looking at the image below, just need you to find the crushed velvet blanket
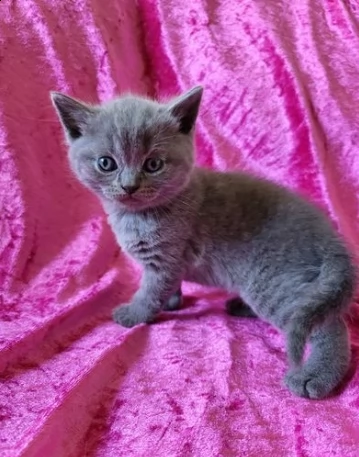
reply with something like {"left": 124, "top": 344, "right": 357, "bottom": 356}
{"left": 1, "top": 1, "right": 359, "bottom": 456}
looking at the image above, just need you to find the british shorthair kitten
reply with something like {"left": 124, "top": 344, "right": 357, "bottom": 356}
{"left": 51, "top": 87, "right": 355, "bottom": 399}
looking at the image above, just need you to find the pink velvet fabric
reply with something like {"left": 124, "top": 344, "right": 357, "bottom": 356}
{"left": 1, "top": 0, "right": 359, "bottom": 455}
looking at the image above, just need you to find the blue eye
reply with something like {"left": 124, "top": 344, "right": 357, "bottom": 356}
{"left": 97, "top": 156, "right": 117, "bottom": 172}
{"left": 143, "top": 158, "right": 164, "bottom": 173}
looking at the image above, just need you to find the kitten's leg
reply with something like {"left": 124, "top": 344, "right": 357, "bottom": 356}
{"left": 113, "top": 261, "right": 184, "bottom": 328}
{"left": 285, "top": 317, "right": 350, "bottom": 399}
{"left": 225, "top": 297, "right": 258, "bottom": 318}
{"left": 164, "top": 288, "right": 183, "bottom": 311}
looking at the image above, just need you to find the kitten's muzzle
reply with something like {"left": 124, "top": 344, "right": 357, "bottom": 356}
{"left": 121, "top": 184, "right": 140, "bottom": 195}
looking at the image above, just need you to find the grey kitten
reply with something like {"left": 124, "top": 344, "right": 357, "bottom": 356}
{"left": 51, "top": 87, "right": 356, "bottom": 399}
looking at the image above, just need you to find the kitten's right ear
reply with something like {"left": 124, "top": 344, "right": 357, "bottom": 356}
{"left": 50, "top": 92, "right": 96, "bottom": 143}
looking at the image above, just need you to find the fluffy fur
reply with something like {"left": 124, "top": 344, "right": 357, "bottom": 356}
{"left": 51, "top": 87, "right": 356, "bottom": 399}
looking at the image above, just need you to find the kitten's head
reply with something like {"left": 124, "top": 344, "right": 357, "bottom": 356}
{"left": 51, "top": 87, "right": 203, "bottom": 210}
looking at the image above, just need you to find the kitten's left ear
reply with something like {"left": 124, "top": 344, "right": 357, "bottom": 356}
{"left": 167, "top": 86, "right": 203, "bottom": 134}
{"left": 51, "top": 92, "right": 96, "bottom": 144}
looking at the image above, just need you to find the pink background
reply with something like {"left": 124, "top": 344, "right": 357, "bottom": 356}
{"left": 1, "top": 0, "right": 359, "bottom": 455}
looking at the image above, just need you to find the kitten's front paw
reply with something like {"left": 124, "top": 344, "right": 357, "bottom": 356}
{"left": 112, "top": 304, "right": 149, "bottom": 328}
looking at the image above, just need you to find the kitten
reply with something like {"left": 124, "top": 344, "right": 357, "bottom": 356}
{"left": 51, "top": 87, "right": 356, "bottom": 399}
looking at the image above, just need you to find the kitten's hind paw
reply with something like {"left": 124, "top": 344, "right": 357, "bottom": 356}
{"left": 284, "top": 368, "right": 335, "bottom": 399}
{"left": 225, "top": 297, "right": 257, "bottom": 318}
{"left": 164, "top": 289, "right": 183, "bottom": 311}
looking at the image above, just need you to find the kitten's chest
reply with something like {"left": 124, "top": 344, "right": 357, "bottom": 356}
{"left": 108, "top": 212, "right": 161, "bottom": 261}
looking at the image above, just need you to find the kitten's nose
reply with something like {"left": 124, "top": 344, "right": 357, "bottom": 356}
{"left": 121, "top": 184, "right": 140, "bottom": 195}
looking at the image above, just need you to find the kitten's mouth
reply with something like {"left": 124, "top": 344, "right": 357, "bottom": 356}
{"left": 118, "top": 194, "right": 134, "bottom": 201}
{"left": 118, "top": 194, "right": 148, "bottom": 204}
{"left": 116, "top": 193, "right": 157, "bottom": 208}
{"left": 117, "top": 194, "right": 137, "bottom": 204}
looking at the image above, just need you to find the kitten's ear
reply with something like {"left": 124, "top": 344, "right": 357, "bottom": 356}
{"left": 50, "top": 92, "right": 96, "bottom": 143}
{"left": 167, "top": 86, "right": 203, "bottom": 134}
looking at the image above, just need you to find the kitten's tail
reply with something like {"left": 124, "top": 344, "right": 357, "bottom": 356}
{"left": 286, "top": 253, "right": 355, "bottom": 366}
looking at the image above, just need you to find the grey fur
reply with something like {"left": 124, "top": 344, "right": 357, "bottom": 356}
{"left": 51, "top": 88, "right": 356, "bottom": 399}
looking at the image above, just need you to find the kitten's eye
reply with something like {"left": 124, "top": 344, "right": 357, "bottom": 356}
{"left": 97, "top": 156, "right": 117, "bottom": 172}
{"left": 143, "top": 158, "right": 164, "bottom": 173}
